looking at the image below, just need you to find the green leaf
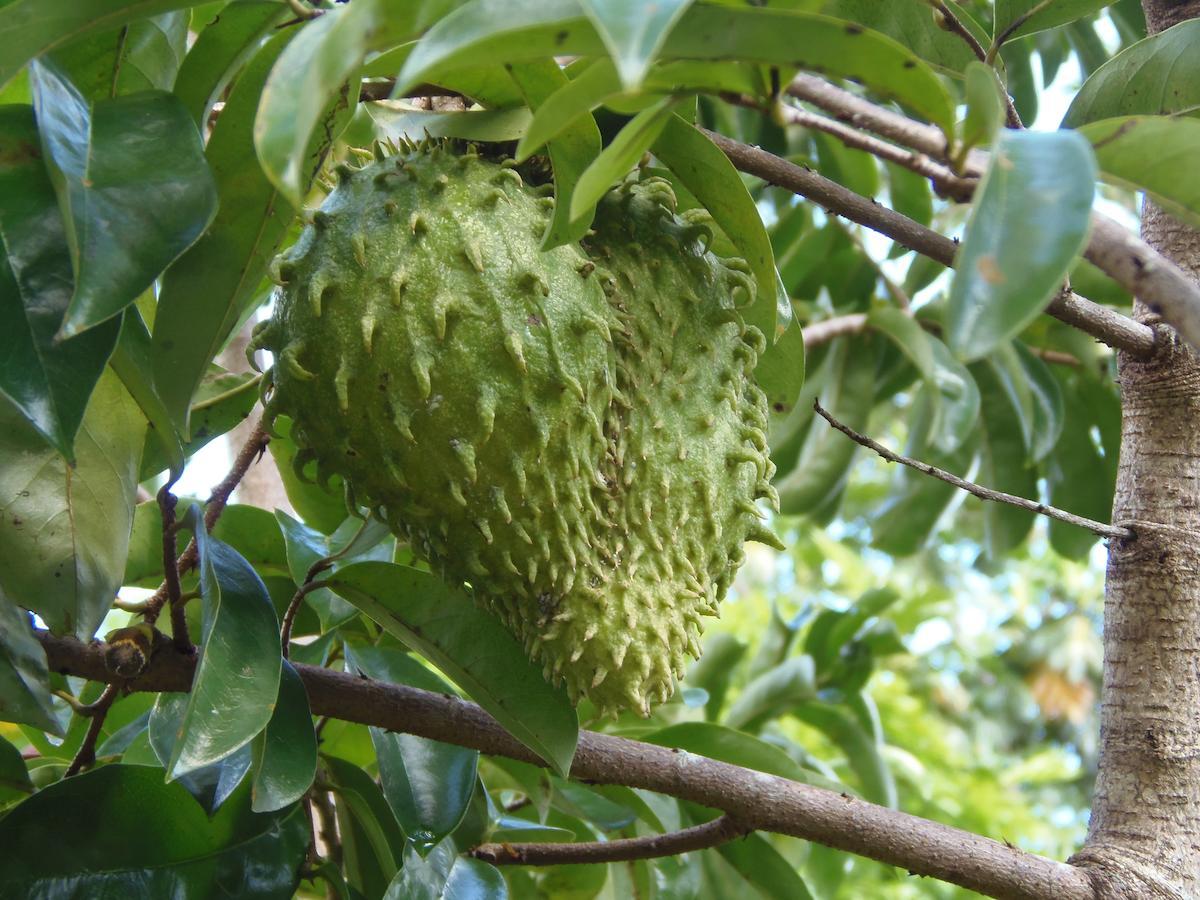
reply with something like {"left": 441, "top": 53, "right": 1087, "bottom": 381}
{"left": 0, "top": 0, "right": 204, "bottom": 89}
{"left": 325, "top": 754, "right": 407, "bottom": 895}
{"left": 366, "top": 105, "right": 531, "bottom": 142}
{"left": 685, "top": 633, "right": 747, "bottom": 721}
{"left": 385, "top": 839, "right": 507, "bottom": 900}
{"left": 961, "top": 61, "right": 1005, "bottom": 152}
{"left": 1063, "top": 20, "right": 1200, "bottom": 126}
{"left": 0, "top": 733, "right": 33, "bottom": 800}
{"left": 808, "top": 588, "right": 900, "bottom": 674}
{"left": 946, "top": 129, "right": 1095, "bottom": 362}
{"left": 794, "top": 700, "right": 896, "bottom": 807}
{"left": 1079, "top": 116, "right": 1200, "bottom": 231}
{"left": 0, "top": 605, "right": 61, "bottom": 734}
{"left": 972, "top": 359, "right": 1038, "bottom": 558}
{"left": 644, "top": 722, "right": 806, "bottom": 781}
{"left": 151, "top": 692, "right": 254, "bottom": 812}
{"left": 986, "top": 341, "right": 1063, "bottom": 463}
{"left": 251, "top": 660, "right": 317, "bottom": 813}
{"left": 723, "top": 656, "right": 817, "bottom": 732}
{"left": 154, "top": 28, "right": 355, "bottom": 434}
{"left": 30, "top": 60, "right": 218, "bottom": 337}
{"left": 326, "top": 561, "right": 579, "bottom": 777}
{"left": 138, "top": 367, "right": 259, "bottom": 481}
{"left": 718, "top": 831, "right": 816, "bottom": 900}
{"left": 927, "top": 336, "right": 980, "bottom": 455}
{"left": 112, "top": 305, "right": 185, "bottom": 478}
{"left": 579, "top": 0, "right": 695, "bottom": 89}
{"left": 0, "top": 765, "right": 309, "bottom": 898}
{"left": 345, "top": 643, "right": 479, "bottom": 847}
{"left": 993, "top": 0, "right": 1111, "bottom": 42}
{"left": 174, "top": 0, "right": 291, "bottom": 127}
{"left": 570, "top": 95, "right": 679, "bottom": 224}
{"left": 268, "top": 416, "right": 350, "bottom": 534}
{"left": 508, "top": 59, "right": 603, "bottom": 250}
{"left": 48, "top": 12, "right": 188, "bottom": 100}
{"left": 0, "top": 371, "right": 144, "bottom": 638}
{"left": 886, "top": 161, "right": 933, "bottom": 229}
{"left": 1046, "top": 371, "right": 1114, "bottom": 560}
{"left": 0, "top": 104, "right": 120, "bottom": 458}
{"left": 652, "top": 115, "right": 785, "bottom": 339}
{"left": 821, "top": 0, "right": 987, "bottom": 75}
{"left": 775, "top": 337, "right": 876, "bottom": 515}
{"left": 753, "top": 316, "right": 806, "bottom": 425}
{"left": 167, "top": 508, "right": 282, "bottom": 779}
{"left": 400, "top": 4, "right": 956, "bottom": 136}
{"left": 515, "top": 58, "right": 619, "bottom": 163}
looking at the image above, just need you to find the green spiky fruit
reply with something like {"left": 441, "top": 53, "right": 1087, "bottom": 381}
{"left": 253, "top": 142, "right": 779, "bottom": 716}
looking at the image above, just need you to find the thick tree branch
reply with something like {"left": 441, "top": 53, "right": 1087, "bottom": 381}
{"left": 783, "top": 74, "right": 1200, "bottom": 350}
{"left": 38, "top": 632, "right": 1093, "bottom": 900}
{"left": 704, "top": 128, "right": 1157, "bottom": 357}
{"left": 470, "top": 815, "right": 747, "bottom": 866}
{"left": 813, "top": 400, "right": 1135, "bottom": 541}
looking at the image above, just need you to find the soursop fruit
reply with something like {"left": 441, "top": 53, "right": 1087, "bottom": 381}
{"left": 252, "top": 141, "right": 780, "bottom": 716}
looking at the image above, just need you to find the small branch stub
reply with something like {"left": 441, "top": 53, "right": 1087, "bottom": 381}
{"left": 812, "top": 399, "right": 1134, "bottom": 541}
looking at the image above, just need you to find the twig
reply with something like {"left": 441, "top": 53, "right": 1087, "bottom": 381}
{"left": 1027, "top": 348, "right": 1082, "bottom": 367}
{"left": 702, "top": 128, "right": 1158, "bottom": 357}
{"left": 922, "top": 0, "right": 1022, "bottom": 128}
{"left": 156, "top": 486, "right": 190, "bottom": 650}
{"left": 470, "top": 815, "right": 748, "bottom": 866}
{"left": 284, "top": 0, "right": 322, "bottom": 19}
{"left": 309, "top": 782, "right": 343, "bottom": 868}
{"left": 38, "top": 632, "right": 1097, "bottom": 900}
{"left": 64, "top": 683, "right": 119, "bottom": 777}
{"left": 987, "top": 0, "right": 1054, "bottom": 63}
{"left": 281, "top": 578, "right": 331, "bottom": 658}
{"left": 143, "top": 422, "right": 271, "bottom": 624}
{"left": 802, "top": 314, "right": 869, "bottom": 348}
{"left": 812, "top": 399, "right": 1134, "bottom": 541}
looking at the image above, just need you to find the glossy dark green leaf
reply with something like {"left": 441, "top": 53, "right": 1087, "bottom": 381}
{"left": 1063, "top": 21, "right": 1200, "bottom": 126}
{"left": 112, "top": 305, "right": 185, "bottom": 477}
{"left": 345, "top": 643, "right": 478, "bottom": 847}
{"left": 138, "top": 367, "right": 259, "bottom": 480}
{"left": 515, "top": 58, "right": 620, "bottom": 163}
{"left": 151, "top": 691, "right": 254, "bottom": 813}
{"left": 276, "top": 510, "right": 394, "bottom": 630}
{"left": 400, "top": 3, "right": 956, "bottom": 135}
{"left": 0, "top": 733, "right": 32, "bottom": 802}
{"left": 167, "top": 509, "right": 282, "bottom": 779}
{"left": 946, "top": 129, "right": 1095, "bottom": 361}
{"left": 794, "top": 700, "right": 896, "bottom": 807}
{"left": 645, "top": 722, "right": 806, "bottom": 781}
{"left": 1079, "top": 116, "right": 1200, "bottom": 231}
{"left": 653, "top": 114, "right": 786, "bottom": 339}
{"left": 0, "top": 0, "right": 203, "bottom": 88}
{"left": 718, "top": 831, "right": 816, "bottom": 900}
{"left": 821, "top": 0, "right": 986, "bottom": 75}
{"left": 175, "top": 0, "right": 291, "bottom": 126}
{"left": 0, "top": 765, "right": 308, "bottom": 898}
{"left": 326, "top": 561, "right": 579, "bottom": 777}
{"left": 993, "top": 0, "right": 1110, "bottom": 42}
{"left": 775, "top": 337, "right": 876, "bottom": 515}
{"left": 580, "top": 0, "right": 694, "bottom": 88}
{"left": 385, "top": 839, "right": 508, "bottom": 900}
{"left": 0, "top": 604, "right": 61, "bottom": 734}
{"left": 0, "top": 105, "right": 120, "bottom": 458}
{"left": 154, "top": 29, "right": 355, "bottom": 434}
{"left": 326, "top": 754, "right": 407, "bottom": 895}
{"left": 0, "top": 372, "right": 144, "bottom": 638}
{"left": 570, "top": 95, "right": 679, "bottom": 224}
{"left": 508, "top": 59, "right": 603, "bottom": 250}
{"left": 48, "top": 12, "right": 188, "bottom": 100}
{"left": 723, "top": 656, "right": 816, "bottom": 732}
{"left": 552, "top": 780, "right": 636, "bottom": 831}
{"left": 251, "top": 660, "right": 317, "bottom": 813}
{"left": 30, "top": 60, "right": 217, "bottom": 336}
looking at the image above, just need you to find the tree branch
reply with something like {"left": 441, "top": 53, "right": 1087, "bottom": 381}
{"left": 783, "top": 74, "right": 1200, "bottom": 350}
{"left": 38, "top": 632, "right": 1095, "bottom": 900}
{"left": 813, "top": 399, "right": 1134, "bottom": 541}
{"left": 703, "top": 128, "right": 1157, "bottom": 357}
{"left": 64, "top": 683, "right": 119, "bottom": 777}
{"left": 923, "top": 0, "right": 1023, "bottom": 128}
{"left": 469, "top": 815, "right": 748, "bottom": 866}
{"left": 802, "top": 314, "right": 869, "bottom": 348}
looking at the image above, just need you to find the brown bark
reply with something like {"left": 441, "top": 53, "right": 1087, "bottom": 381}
{"left": 1074, "top": 5, "right": 1200, "bottom": 894}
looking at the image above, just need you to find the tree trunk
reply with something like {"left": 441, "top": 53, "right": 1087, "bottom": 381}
{"left": 1073, "top": 4, "right": 1200, "bottom": 894}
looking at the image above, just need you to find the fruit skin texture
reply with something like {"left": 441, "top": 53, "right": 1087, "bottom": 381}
{"left": 253, "top": 143, "right": 779, "bottom": 716}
